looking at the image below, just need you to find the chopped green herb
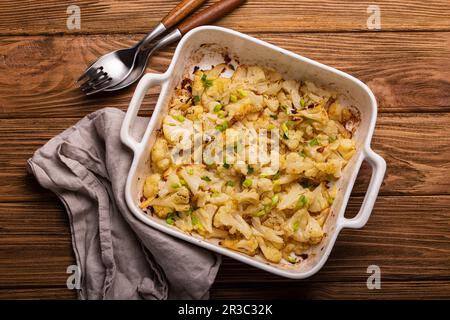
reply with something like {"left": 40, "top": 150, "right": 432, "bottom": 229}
{"left": 271, "top": 194, "right": 279, "bottom": 206}
{"left": 191, "top": 214, "right": 203, "bottom": 230}
{"left": 201, "top": 176, "right": 211, "bottom": 182}
{"left": 237, "top": 89, "right": 248, "bottom": 97}
{"left": 247, "top": 166, "right": 254, "bottom": 175}
{"left": 213, "top": 104, "right": 222, "bottom": 113}
{"left": 286, "top": 120, "right": 295, "bottom": 128}
{"left": 215, "top": 121, "right": 229, "bottom": 132}
{"left": 175, "top": 115, "right": 185, "bottom": 122}
{"left": 296, "top": 195, "right": 308, "bottom": 209}
{"left": 299, "top": 97, "right": 305, "bottom": 108}
{"left": 329, "top": 135, "right": 337, "bottom": 143}
{"left": 201, "top": 74, "right": 213, "bottom": 87}
{"left": 193, "top": 95, "right": 201, "bottom": 103}
{"left": 270, "top": 114, "right": 278, "bottom": 120}
{"left": 223, "top": 163, "right": 231, "bottom": 169}
{"left": 180, "top": 179, "right": 187, "bottom": 187}
{"left": 187, "top": 168, "right": 194, "bottom": 175}
{"left": 254, "top": 210, "right": 266, "bottom": 217}
{"left": 218, "top": 110, "right": 225, "bottom": 118}
{"left": 272, "top": 171, "right": 281, "bottom": 180}
{"left": 287, "top": 256, "right": 297, "bottom": 264}
{"left": 242, "top": 179, "right": 253, "bottom": 188}
{"left": 281, "top": 122, "right": 289, "bottom": 139}
{"left": 230, "top": 94, "right": 238, "bottom": 103}
{"left": 166, "top": 212, "right": 176, "bottom": 225}
{"left": 225, "top": 181, "right": 235, "bottom": 187}
{"left": 309, "top": 138, "right": 319, "bottom": 146}
{"left": 299, "top": 151, "right": 307, "bottom": 158}
{"left": 170, "top": 183, "right": 180, "bottom": 189}
{"left": 267, "top": 124, "right": 276, "bottom": 130}
{"left": 327, "top": 196, "right": 335, "bottom": 205}
{"left": 293, "top": 221, "right": 300, "bottom": 232}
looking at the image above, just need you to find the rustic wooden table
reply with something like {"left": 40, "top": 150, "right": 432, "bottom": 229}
{"left": 0, "top": 0, "right": 449, "bottom": 299}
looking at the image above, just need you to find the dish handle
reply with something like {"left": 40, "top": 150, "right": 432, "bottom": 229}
{"left": 338, "top": 147, "right": 386, "bottom": 229}
{"left": 120, "top": 73, "right": 167, "bottom": 153}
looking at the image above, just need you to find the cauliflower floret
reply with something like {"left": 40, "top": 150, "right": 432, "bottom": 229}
{"left": 143, "top": 173, "right": 160, "bottom": 200}
{"left": 221, "top": 237, "right": 258, "bottom": 256}
{"left": 338, "top": 138, "right": 356, "bottom": 160}
{"left": 282, "top": 129, "right": 303, "bottom": 150}
{"left": 158, "top": 170, "right": 181, "bottom": 197}
{"left": 214, "top": 204, "right": 253, "bottom": 239}
{"left": 285, "top": 153, "right": 319, "bottom": 178}
{"left": 208, "top": 192, "right": 230, "bottom": 205}
{"left": 308, "top": 183, "right": 330, "bottom": 213}
{"left": 282, "top": 80, "right": 301, "bottom": 109}
{"left": 256, "top": 178, "right": 273, "bottom": 193}
{"left": 179, "top": 166, "right": 204, "bottom": 195}
{"left": 294, "top": 105, "right": 329, "bottom": 123}
{"left": 277, "top": 183, "right": 304, "bottom": 210}
{"left": 252, "top": 217, "right": 284, "bottom": 244}
{"left": 151, "top": 137, "right": 171, "bottom": 171}
{"left": 152, "top": 205, "right": 172, "bottom": 219}
{"left": 150, "top": 187, "right": 190, "bottom": 212}
{"left": 234, "top": 189, "right": 260, "bottom": 204}
{"left": 264, "top": 96, "right": 279, "bottom": 112}
{"left": 192, "top": 204, "right": 218, "bottom": 235}
{"left": 255, "top": 236, "right": 282, "bottom": 263}
{"left": 162, "top": 115, "right": 194, "bottom": 150}
{"left": 284, "top": 209, "right": 324, "bottom": 244}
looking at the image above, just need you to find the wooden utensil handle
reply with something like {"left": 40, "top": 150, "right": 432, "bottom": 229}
{"left": 178, "top": 0, "right": 246, "bottom": 35}
{"left": 162, "top": 0, "right": 207, "bottom": 30}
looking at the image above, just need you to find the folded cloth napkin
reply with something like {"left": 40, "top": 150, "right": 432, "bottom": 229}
{"left": 27, "top": 107, "right": 221, "bottom": 300}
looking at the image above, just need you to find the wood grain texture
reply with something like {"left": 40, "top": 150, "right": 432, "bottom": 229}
{"left": 1, "top": 0, "right": 449, "bottom": 301}
{"left": 1, "top": 0, "right": 450, "bottom": 35}
{"left": 0, "top": 113, "right": 449, "bottom": 202}
{"left": 1, "top": 32, "right": 449, "bottom": 119}
{"left": 162, "top": 0, "right": 208, "bottom": 30}
{"left": 0, "top": 281, "right": 449, "bottom": 299}
{"left": 210, "top": 281, "right": 450, "bottom": 299}
{"left": 1, "top": 281, "right": 449, "bottom": 299}
{"left": 1, "top": 196, "right": 449, "bottom": 289}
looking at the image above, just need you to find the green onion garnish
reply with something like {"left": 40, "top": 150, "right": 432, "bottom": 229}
{"left": 242, "top": 179, "right": 252, "bottom": 188}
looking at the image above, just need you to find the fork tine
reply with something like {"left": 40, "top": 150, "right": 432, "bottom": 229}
{"left": 77, "top": 64, "right": 102, "bottom": 83}
{"left": 82, "top": 74, "right": 113, "bottom": 95}
{"left": 79, "top": 69, "right": 109, "bottom": 91}
{"left": 79, "top": 72, "right": 107, "bottom": 91}
{"left": 84, "top": 80, "right": 113, "bottom": 95}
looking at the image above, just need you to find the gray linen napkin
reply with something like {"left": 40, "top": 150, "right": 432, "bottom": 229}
{"left": 27, "top": 107, "right": 221, "bottom": 300}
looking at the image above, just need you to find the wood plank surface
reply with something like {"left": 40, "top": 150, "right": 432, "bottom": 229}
{"left": 1, "top": 0, "right": 450, "bottom": 36}
{"left": 210, "top": 281, "right": 450, "bottom": 299}
{"left": 1, "top": 280, "right": 449, "bottom": 300}
{"left": 1, "top": 196, "right": 449, "bottom": 289}
{"left": 1, "top": 32, "right": 450, "bottom": 119}
{"left": 0, "top": 113, "right": 449, "bottom": 202}
{"left": 1, "top": 0, "right": 449, "bottom": 301}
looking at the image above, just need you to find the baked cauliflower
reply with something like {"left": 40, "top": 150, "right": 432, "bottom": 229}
{"left": 140, "top": 62, "right": 358, "bottom": 265}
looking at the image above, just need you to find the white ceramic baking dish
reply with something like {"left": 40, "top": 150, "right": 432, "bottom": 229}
{"left": 121, "top": 26, "right": 386, "bottom": 279}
